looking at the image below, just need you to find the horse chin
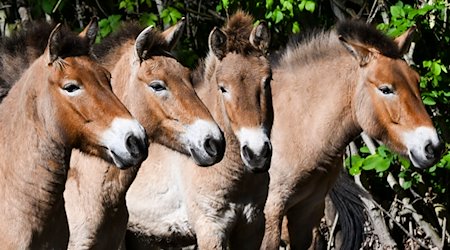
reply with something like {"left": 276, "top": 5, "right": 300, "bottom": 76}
{"left": 107, "top": 149, "right": 141, "bottom": 170}
{"left": 188, "top": 147, "right": 220, "bottom": 167}
{"left": 242, "top": 157, "right": 271, "bottom": 174}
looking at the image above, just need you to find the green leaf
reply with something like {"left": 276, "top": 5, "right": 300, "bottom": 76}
{"left": 423, "top": 96, "right": 436, "bottom": 106}
{"left": 292, "top": 21, "right": 300, "bottom": 33}
{"left": 428, "top": 165, "right": 437, "bottom": 173}
{"left": 119, "top": 1, "right": 127, "bottom": 9}
{"left": 139, "top": 13, "right": 158, "bottom": 27}
{"left": 399, "top": 156, "right": 411, "bottom": 169}
{"left": 432, "top": 62, "right": 442, "bottom": 75}
{"left": 401, "top": 180, "right": 412, "bottom": 189}
{"left": 374, "top": 159, "right": 391, "bottom": 172}
{"left": 423, "top": 60, "right": 432, "bottom": 68}
{"left": 305, "top": 1, "right": 316, "bottom": 13}
{"left": 362, "top": 154, "right": 385, "bottom": 170}
{"left": 283, "top": 1, "right": 294, "bottom": 16}
{"left": 266, "top": 0, "right": 274, "bottom": 9}
{"left": 222, "top": 0, "right": 229, "bottom": 10}
{"left": 298, "top": 1, "right": 306, "bottom": 11}
{"left": 377, "top": 145, "right": 389, "bottom": 158}
{"left": 163, "top": 16, "right": 171, "bottom": 25}
{"left": 360, "top": 146, "right": 370, "bottom": 154}
{"left": 390, "top": 6, "right": 402, "bottom": 18}
{"left": 349, "top": 166, "right": 361, "bottom": 176}
{"left": 169, "top": 8, "right": 182, "bottom": 23}
{"left": 274, "top": 9, "right": 283, "bottom": 23}
{"left": 345, "top": 155, "right": 363, "bottom": 169}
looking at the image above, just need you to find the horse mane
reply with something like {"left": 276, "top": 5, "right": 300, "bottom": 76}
{"left": 0, "top": 21, "right": 54, "bottom": 102}
{"left": 336, "top": 20, "right": 401, "bottom": 58}
{"left": 0, "top": 21, "right": 54, "bottom": 59}
{"left": 0, "top": 21, "right": 95, "bottom": 103}
{"left": 274, "top": 20, "right": 401, "bottom": 68}
{"left": 192, "top": 11, "right": 260, "bottom": 89}
{"left": 93, "top": 22, "right": 171, "bottom": 60}
{"left": 222, "top": 10, "right": 261, "bottom": 56}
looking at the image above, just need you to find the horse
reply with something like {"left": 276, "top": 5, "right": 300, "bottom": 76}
{"left": 0, "top": 19, "right": 148, "bottom": 249}
{"left": 261, "top": 20, "right": 443, "bottom": 249}
{"left": 63, "top": 19, "right": 226, "bottom": 249}
{"left": 124, "top": 11, "right": 273, "bottom": 249}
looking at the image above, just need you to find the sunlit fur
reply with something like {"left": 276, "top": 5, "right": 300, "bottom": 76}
{"left": 125, "top": 11, "right": 273, "bottom": 249}
{"left": 262, "top": 20, "right": 442, "bottom": 249}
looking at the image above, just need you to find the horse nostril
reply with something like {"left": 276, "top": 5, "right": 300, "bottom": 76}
{"left": 126, "top": 134, "right": 142, "bottom": 157}
{"left": 243, "top": 145, "right": 255, "bottom": 162}
{"left": 424, "top": 141, "right": 444, "bottom": 160}
{"left": 425, "top": 143, "right": 434, "bottom": 158}
{"left": 204, "top": 138, "right": 218, "bottom": 157}
{"left": 261, "top": 141, "right": 271, "bottom": 158}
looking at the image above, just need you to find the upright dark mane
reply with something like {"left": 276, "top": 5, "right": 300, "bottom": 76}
{"left": 274, "top": 20, "right": 401, "bottom": 68}
{"left": 49, "top": 26, "right": 93, "bottom": 59}
{"left": 192, "top": 11, "right": 262, "bottom": 89}
{"left": 336, "top": 20, "right": 401, "bottom": 58}
{"left": 222, "top": 11, "right": 258, "bottom": 56}
{"left": 93, "top": 22, "right": 171, "bottom": 60}
{"left": 0, "top": 21, "right": 54, "bottom": 59}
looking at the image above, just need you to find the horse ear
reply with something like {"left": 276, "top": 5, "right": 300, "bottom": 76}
{"left": 394, "top": 26, "right": 416, "bottom": 55}
{"left": 162, "top": 17, "right": 185, "bottom": 51}
{"left": 78, "top": 16, "right": 99, "bottom": 46}
{"left": 135, "top": 26, "right": 155, "bottom": 62}
{"left": 208, "top": 27, "right": 227, "bottom": 60}
{"left": 339, "top": 35, "right": 379, "bottom": 67}
{"left": 46, "top": 23, "right": 63, "bottom": 65}
{"left": 250, "top": 21, "right": 270, "bottom": 53}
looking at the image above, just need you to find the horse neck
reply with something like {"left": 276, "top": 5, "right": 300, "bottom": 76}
{"left": 0, "top": 58, "right": 69, "bottom": 231}
{"left": 70, "top": 151, "right": 138, "bottom": 206}
{"left": 273, "top": 53, "right": 362, "bottom": 165}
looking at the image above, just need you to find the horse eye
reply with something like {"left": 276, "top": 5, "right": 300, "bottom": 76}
{"left": 378, "top": 85, "right": 394, "bottom": 95}
{"left": 62, "top": 83, "right": 81, "bottom": 93}
{"left": 148, "top": 81, "right": 167, "bottom": 92}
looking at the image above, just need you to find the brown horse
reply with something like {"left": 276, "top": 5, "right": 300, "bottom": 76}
{"left": 63, "top": 19, "right": 226, "bottom": 249}
{"left": 0, "top": 20, "right": 148, "bottom": 249}
{"left": 262, "top": 20, "right": 443, "bottom": 249}
{"left": 125, "top": 11, "right": 272, "bottom": 249}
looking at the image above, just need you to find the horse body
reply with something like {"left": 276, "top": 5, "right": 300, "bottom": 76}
{"left": 64, "top": 20, "right": 226, "bottom": 249}
{"left": 262, "top": 21, "right": 442, "bottom": 249}
{"left": 0, "top": 21, "right": 148, "bottom": 249}
{"left": 125, "top": 11, "right": 273, "bottom": 249}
